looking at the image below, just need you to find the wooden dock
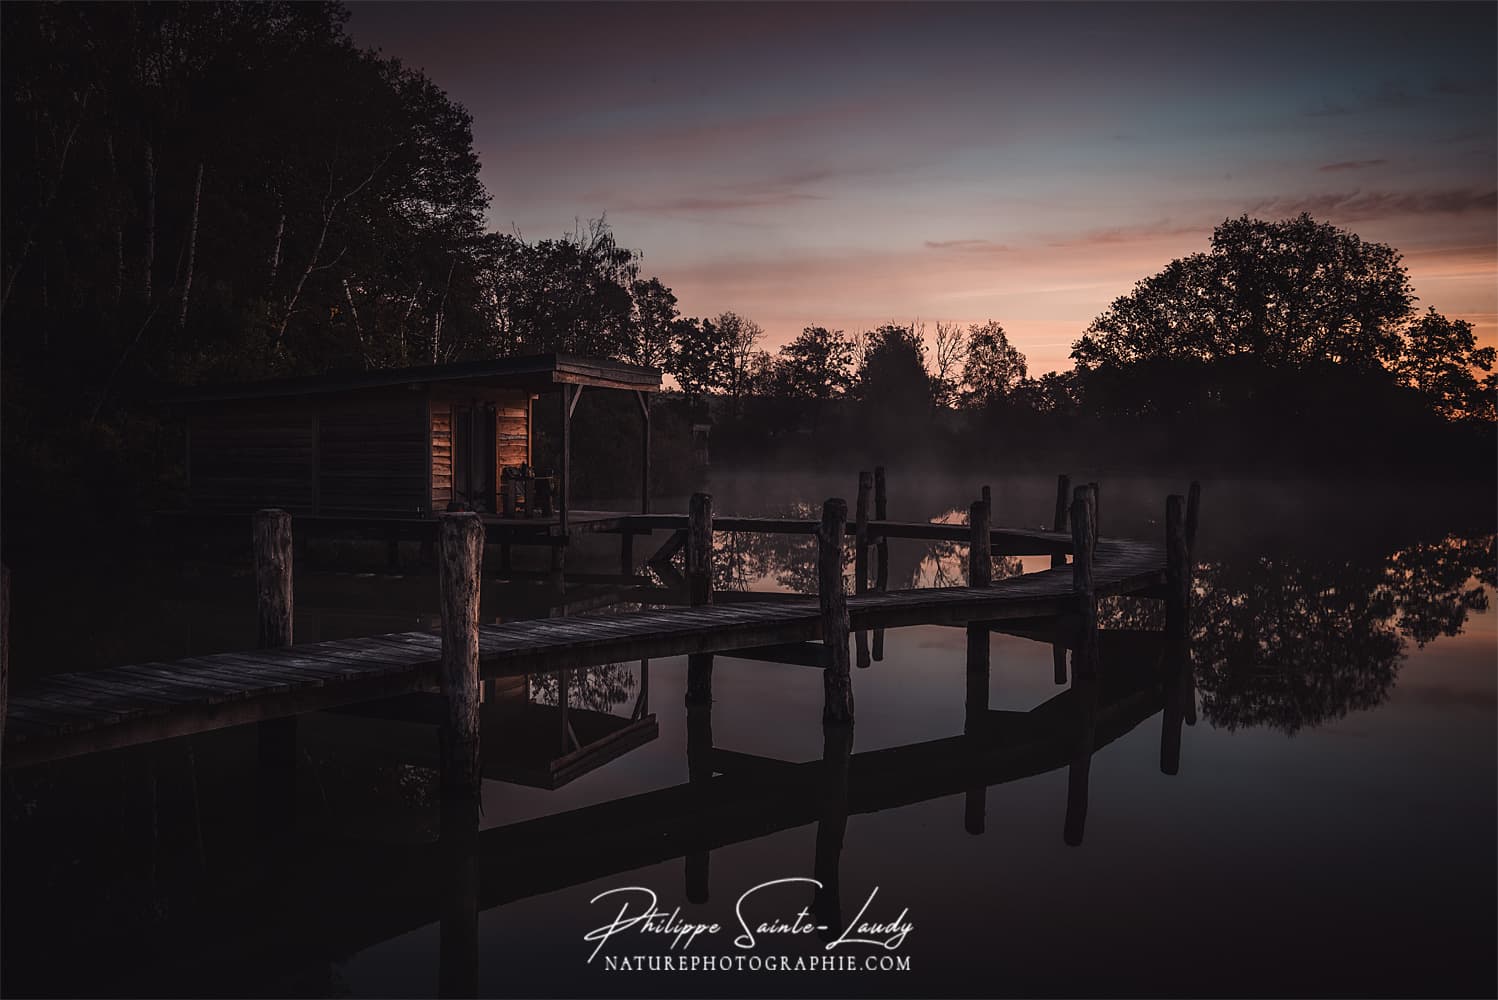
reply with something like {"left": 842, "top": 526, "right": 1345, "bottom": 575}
{"left": 2, "top": 534, "right": 1162, "bottom": 767}
{"left": 3, "top": 475, "right": 1201, "bottom": 779}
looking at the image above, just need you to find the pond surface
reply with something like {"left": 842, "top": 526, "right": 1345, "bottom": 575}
{"left": 2, "top": 473, "right": 1494, "bottom": 997}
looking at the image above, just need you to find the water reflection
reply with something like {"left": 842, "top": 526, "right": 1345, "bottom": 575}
{"left": 701, "top": 513, "right": 1493, "bottom": 736}
{"left": 1099, "top": 533, "right": 1494, "bottom": 733}
{"left": 2, "top": 510, "right": 1493, "bottom": 995}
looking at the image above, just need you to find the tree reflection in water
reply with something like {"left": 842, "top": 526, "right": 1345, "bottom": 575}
{"left": 1102, "top": 533, "right": 1494, "bottom": 734}
{"left": 526, "top": 663, "right": 637, "bottom": 713}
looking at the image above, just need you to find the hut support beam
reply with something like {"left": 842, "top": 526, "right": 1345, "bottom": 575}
{"left": 636, "top": 390, "right": 651, "bottom": 515}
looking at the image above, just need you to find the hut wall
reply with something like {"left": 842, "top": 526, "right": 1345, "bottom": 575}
{"left": 187, "top": 402, "right": 316, "bottom": 512}
{"left": 316, "top": 390, "right": 430, "bottom": 516}
{"left": 496, "top": 394, "right": 531, "bottom": 471}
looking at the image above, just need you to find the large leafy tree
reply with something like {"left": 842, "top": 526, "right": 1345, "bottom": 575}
{"left": 487, "top": 218, "right": 641, "bottom": 359}
{"left": 857, "top": 323, "right": 931, "bottom": 415}
{"left": 1072, "top": 214, "right": 1414, "bottom": 372}
{"left": 629, "top": 276, "right": 678, "bottom": 372}
{"left": 716, "top": 310, "right": 764, "bottom": 416}
{"left": 670, "top": 315, "right": 729, "bottom": 409}
{"left": 1395, "top": 308, "right": 1496, "bottom": 421}
{"left": 960, "top": 320, "right": 1027, "bottom": 407}
{"left": 775, "top": 326, "right": 855, "bottom": 400}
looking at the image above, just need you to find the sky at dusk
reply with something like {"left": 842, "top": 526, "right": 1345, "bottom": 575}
{"left": 347, "top": 2, "right": 1497, "bottom": 373}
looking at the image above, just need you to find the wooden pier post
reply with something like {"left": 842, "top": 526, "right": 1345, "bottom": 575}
{"left": 1165, "top": 494, "right": 1189, "bottom": 639}
{"left": 854, "top": 472, "right": 873, "bottom": 669}
{"left": 818, "top": 499, "right": 854, "bottom": 724}
{"left": 1070, "top": 487, "right": 1098, "bottom": 679}
{"left": 874, "top": 466, "right": 889, "bottom": 593}
{"left": 872, "top": 468, "right": 890, "bottom": 663}
{"left": 1088, "top": 481, "right": 1100, "bottom": 538}
{"left": 619, "top": 528, "right": 635, "bottom": 577}
{"left": 968, "top": 499, "right": 992, "bottom": 588}
{"left": 253, "top": 510, "right": 296, "bottom": 774}
{"left": 964, "top": 498, "right": 991, "bottom": 832}
{"left": 981, "top": 484, "right": 992, "bottom": 521}
{"left": 438, "top": 513, "right": 484, "bottom": 805}
{"left": 1051, "top": 473, "right": 1071, "bottom": 569}
{"left": 855, "top": 471, "right": 872, "bottom": 595}
{"left": 254, "top": 510, "right": 294, "bottom": 648}
{"left": 685, "top": 492, "right": 713, "bottom": 607}
{"left": 685, "top": 493, "right": 714, "bottom": 706}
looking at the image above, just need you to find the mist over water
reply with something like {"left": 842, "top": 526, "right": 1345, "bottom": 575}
{"left": 2, "top": 468, "right": 1493, "bottom": 997}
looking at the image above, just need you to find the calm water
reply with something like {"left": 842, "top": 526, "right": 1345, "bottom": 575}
{"left": 3, "top": 474, "right": 1494, "bottom": 997}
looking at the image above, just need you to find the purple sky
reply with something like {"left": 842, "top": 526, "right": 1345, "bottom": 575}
{"left": 348, "top": 2, "right": 1497, "bottom": 373}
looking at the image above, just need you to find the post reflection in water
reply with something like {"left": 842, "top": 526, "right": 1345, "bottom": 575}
{"left": 684, "top": 655, "right": 714, "bottom": 906}
{"left": 437, "top": 800, "right": 478, "bottom": 999}
{"left": 811, "top": 721, "right": 853, "bottom": 941}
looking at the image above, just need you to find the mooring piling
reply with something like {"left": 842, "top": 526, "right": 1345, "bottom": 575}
{"left": 1052, "top": 473, "right": 1072, "bottom": 569}
{"left": 968, "top": 498, "right": 992, "bottom": 588}
{"left": 855, "top": 471, "right": 872, "bottom": 595}
{"left": 1070, "top": 486, "right": 1099, "bottom": 679}
{"left": 253, "top": 510, "right": 296, "bottom": 775}
{"left": 855, "top": 472, "right": 874, "bottom": 669}
{"left": 686, "top": 492, "right": 714, "bottom": 607}
{"left": 1165, "top": 494, "right": 1189, "bottom": 639}
{"left": 874, "top": 466, "right": 889, "bottom": 592}
{"left": 1185, "top": 480, "right": 1202, "bottom": 557}
{"left": 872, "top": 466, "right": 888, "bottom": 662}
{"left": 818, "top": 499, "right": 854, "bottom": 723}
{"left": 438, "top": 512, "right": 484, "bottom": 805}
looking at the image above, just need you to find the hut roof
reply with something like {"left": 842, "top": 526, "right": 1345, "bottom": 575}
{"left": 167, "top": 353, "right": 660, "bottom": 404}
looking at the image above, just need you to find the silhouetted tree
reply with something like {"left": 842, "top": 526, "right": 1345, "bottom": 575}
{"left": 488, "top": 218, "right": 640, "bottom": 358}
{"left": 931, "top": 320, "right": 969, "bottom": 409}
{"left": 775, "top": 326, "right": 855, "bottom": 400}
{"left": 628, "top": 275, "right": 678, "bottom": 372}
{"left": 717, "top": 311, "right": 764, "bottom": 417}
{"left": 1395, "top": 308, "right": 1496, "bottom": 421}
{"left": 1073, "top": 214, "right": 1414, "bottom": 372}
{"left": 857, "top": 323, "right": 930, "bottom": 405}
{"left": 960, "top": 319, "right": 1027, "bottom": 407}
{"left": 670, "top": 315, "right": 729, "bottom": 411}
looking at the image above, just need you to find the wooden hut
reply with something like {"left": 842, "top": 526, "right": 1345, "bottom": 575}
{"left": 170, "top": 354, "right": 661, "bottom": 531}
